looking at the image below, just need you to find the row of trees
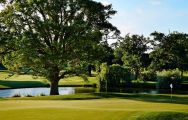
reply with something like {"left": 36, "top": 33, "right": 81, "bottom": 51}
{"left": 0, "top": 0, "right": 187, "bottom": 95}
{"left": 97, "top": 32, "right": 188, "bottom": 91}
{"left": 112, "top": 32, "right": 188, "bottom": 80}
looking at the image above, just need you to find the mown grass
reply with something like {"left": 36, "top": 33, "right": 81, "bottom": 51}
{"left": 8, "top": 93, "right": 188, "bottom": 105}
{"left": 0, "top": 93, "right": 188, "bottom": 120}
{"left": 0, "top": 71, "right": 98, "bottom": 89}
{"left": 135, "top": 111, "right": 188, "bottom": 120}
{"left": 9, "top": 93, "right": 102, "bottom": 100}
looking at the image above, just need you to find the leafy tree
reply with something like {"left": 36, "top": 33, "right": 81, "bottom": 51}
{"left": 100, "top": 41, "right": 115, "bottom": 65}
{"left": 0, "top": 0, "right": 119, "bottom": 95}
{"left": 98, "top": 63, "right": 131, "bottom": 92}
{"left": 113, "top": 48, "right": 124, "bottom": 65}
{"left": 150, "top": 31, "right": 188, "bottom": 77}
{"left": 117, "top": 34, "right": 149, "bottom": 80}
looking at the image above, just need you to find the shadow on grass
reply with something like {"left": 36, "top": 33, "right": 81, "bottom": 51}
{"left": 0, "top": 80, "right": 49, "bottom": 89}
{"left": 9, "top": 92, "right": 188, "bottom": 105}
{"left": 93, "top": 92, "right": 188, "bottom": 105}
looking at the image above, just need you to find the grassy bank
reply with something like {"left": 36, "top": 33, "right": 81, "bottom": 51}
{"left": 0, "top": 93, "right": 188, "bottom": 120}
{"left": 0, "top": 71, "right": 98, "bottom": 89}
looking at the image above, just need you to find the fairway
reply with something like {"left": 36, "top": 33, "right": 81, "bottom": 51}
{"left": 0, "top": 98, "right": 188, "bottom": 120}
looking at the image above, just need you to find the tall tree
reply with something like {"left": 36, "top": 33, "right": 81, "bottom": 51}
{"left": 0, "top": 0, "right": 119, "bottom": 95}
{"left": 118, "top": 34, "right": 149, "bottom": 79}
{"left": 150, "top": 31, "right": 188, "bottom": 77}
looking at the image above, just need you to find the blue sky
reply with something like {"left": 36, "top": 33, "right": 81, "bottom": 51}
{"left": 95, "top": 0, "right": 188, "bottom": 41}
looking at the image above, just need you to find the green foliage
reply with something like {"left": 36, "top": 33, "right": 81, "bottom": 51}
{"left": 140, "top": 71, "right": 157, "bottom": 82}
{"left": 12, "top": 94, "right": 21, "bottom": 97}
{"left": 108, "top": 64, "right": 132, "bottom": 85}
{"left": 98, "top": 63, "right": 132, "bottom": 91}
{"left": 0, "top": 0, "right": 119, "bottom": 95}
{"left": 75, "top": 87, "right": 96, "bottom": 93}
{"left": 150, "top": 31, "right": 188, "bottom": 71}
{"left": 25, "top": 94, "right": 33, "bottom": 97}
{"left": 117, "top": 34, "right": 149, "bottom": 80}
{"left": 157, "top": 69, "right": 182, "bottom": 89}
{"left": 98, "top": 63, "right": 108, "bottom": 90}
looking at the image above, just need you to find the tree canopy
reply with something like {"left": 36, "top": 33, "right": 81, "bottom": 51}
{"left": 0, "top": 0, "right": 119, "bottom": 95}
{"left": 150, "top": 31, "right": 188, "bottom": 75}
{"left": 116, "top": 34, "right": 149, "bottom": 79}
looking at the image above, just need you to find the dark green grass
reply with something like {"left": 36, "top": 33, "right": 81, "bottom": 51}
{"left": 93, "top": 93, "right": 188, "bottom": 104}
{"left": 8, "top": 93, "right": 188, "bottom": 105}
{"left": 9, "top": 93, "right": 102, "bottom": 100}
{"left": 0, "top": 80, "right": 49, "bottom": 89}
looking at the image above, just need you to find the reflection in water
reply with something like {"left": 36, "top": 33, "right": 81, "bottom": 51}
{"left": 0, "top": 87, "right": 75, "bottom": 98}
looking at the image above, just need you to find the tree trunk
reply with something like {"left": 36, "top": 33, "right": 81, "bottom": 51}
{"left": 180, "top": 70, "right": 183, "bottom": 79}
{"left": 50, "top": 80, "right": 59, "bottom": 95}
{"left": 88, "top": 64, "right": 92, "bottom": 77}
{"left": 135, "top": 69, "right": 139, "bottom": 80}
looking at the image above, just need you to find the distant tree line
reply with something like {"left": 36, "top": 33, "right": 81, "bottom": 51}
{"left": 98, "top": 32, "right": 188, "bottom": 91}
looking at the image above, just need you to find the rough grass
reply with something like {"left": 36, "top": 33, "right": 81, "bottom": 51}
{"left": 1, "top": 93, "right": 188, "bottom": 120}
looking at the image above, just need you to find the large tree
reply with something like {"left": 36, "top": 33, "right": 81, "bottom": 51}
{"left": 150, "top": 31, "right": 188, "bottom": 77}
{"left": 117, "top": 34, "right": 149, "bottom": 79}
{"left": 0, "top": 0, "right": 119, "bottom": 95}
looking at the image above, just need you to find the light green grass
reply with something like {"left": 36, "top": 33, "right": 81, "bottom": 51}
{"left": 1, "top": 93, "right": 188, "bottom": 120}
{"left": 0, "top": 71, "right": 98, "bottom": 88}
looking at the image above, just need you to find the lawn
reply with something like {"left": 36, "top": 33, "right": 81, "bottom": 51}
{"left": 0, "top": 93, "right": 188, "bottom": 120}
{"left": 0, "top": 71, "right": 98, "bottom": 89}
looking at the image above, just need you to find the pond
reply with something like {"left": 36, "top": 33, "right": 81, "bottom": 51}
{"left": 0, "top": 87, "right": 75, "bottom": 98}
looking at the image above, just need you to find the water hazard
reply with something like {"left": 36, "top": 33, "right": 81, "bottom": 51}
{"left": 0, "top": 87, "right": 75, "bottom": 98}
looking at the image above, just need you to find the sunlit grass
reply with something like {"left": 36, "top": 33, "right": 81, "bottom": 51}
{"left": 0, "top": 71, "right": 98, "bottom": 89}
{"left": 0, "top": 93, "right": 188, "bottom": 120}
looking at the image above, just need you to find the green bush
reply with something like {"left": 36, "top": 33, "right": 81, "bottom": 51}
{"left": 157, "top": 69, "right": 181, "bottom": 89}
{"left": 12, "top": 94, "right": 21, "bottom": 97}
{"left": 98, "top": 63, "right": 132, "bottom": 91}
{"left": 140, "top": 71, "right": 157, "bottom": 82}
{"left": 75, "top": 87, "right": 96, "bottom": 93}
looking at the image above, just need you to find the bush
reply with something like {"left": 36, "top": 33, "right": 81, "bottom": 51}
{"left": 25, "top": 94, "right": 33, "bottom": 97}
{"left": 98, "top": 63, "right": 132, "bottom": 91}
{"left": 75, "top": 87, "right": 96, "bottom": 93}
{"left": 140, "top": 71, "right": 157, "bottom": 82}
{"left": 12, "top": 94, "right": 21, "bottom": 97}
{"left": 39, "top": 93, "right": 46, "bottom": 96}
{"left": 157, "top": 69, "right": 181, "bottom": 89}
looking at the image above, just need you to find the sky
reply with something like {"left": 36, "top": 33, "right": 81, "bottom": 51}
{"left": 95, "top": 0, "right": 188, "bottom": 43}
{"left": 1, "top": 1, "right": 188, "bottom": 44}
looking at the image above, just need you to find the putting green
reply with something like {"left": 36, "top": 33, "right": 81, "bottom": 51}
{"left": 0, "top": 99, "right": 188, "bottom": 120}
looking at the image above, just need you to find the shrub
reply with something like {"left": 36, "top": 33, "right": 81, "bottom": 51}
{"left": 75, "top": 87, "right": 96, "bottom": 93}
{"left": 12, "top": 94, "right": 21, "bottom": 97}
{"left": 140, "top": 71, "right": 157, "bottom": 82}
{"left": 98, "top": 63, "right": 132, "bottom": 91}
{"left": 25, "top": 94, "right": 33, "bottom": 97}
{"left": 157, "top": 69, "right": 181, "bottom": 89}
{"left": 39, "top": 93, "right": 46, "bottom": 96}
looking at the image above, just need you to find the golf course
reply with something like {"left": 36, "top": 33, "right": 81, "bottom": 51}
{"left": 1, "top": 0, "right": 188, "bottom": 120}
{"left": 0, "top": 93, "right": 188, "bottom": 120}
